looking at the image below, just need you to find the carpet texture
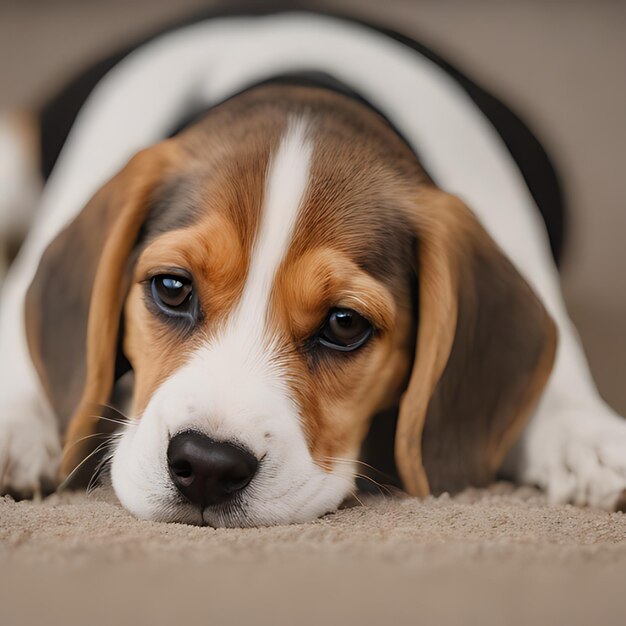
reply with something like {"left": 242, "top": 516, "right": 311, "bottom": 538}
{"left": 2, "top": 484, "right": 626, "bottom": 626}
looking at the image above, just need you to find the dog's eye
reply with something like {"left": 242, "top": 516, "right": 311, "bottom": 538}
{"left": 319, "top": 308, "right": 373, "bottom": 351}
{"left": 151, "top": 275, "right": 193, "bottom": 312}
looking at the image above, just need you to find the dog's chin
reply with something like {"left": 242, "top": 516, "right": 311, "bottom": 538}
{"left": 112, "top": 479, "right": 350, "bottom": 528}
{"left": 145, "top": 490, "right": 348, "bottom": 528}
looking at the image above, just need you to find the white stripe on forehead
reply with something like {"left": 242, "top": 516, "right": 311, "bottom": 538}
{"left": 234, "top": 118, "right": 312, "bottom": 335}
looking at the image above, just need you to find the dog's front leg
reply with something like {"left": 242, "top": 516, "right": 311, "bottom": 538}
{"left": 504, "top": 304, "right": 626, "bottom": 510}
{"left": 0, "top": 112, "right": 61, "bottom": 498}
{"left": 471, "top": 168, "right": 626, "bottom": 510}
{"left": 0, "top": 273, "right": 61, "bottom": 498}
{"left": 0, "top": 248, "right": 62, "bottom": 498}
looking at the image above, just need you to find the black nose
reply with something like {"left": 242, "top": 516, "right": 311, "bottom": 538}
{"left": 167, "top": 432, "right": 258, "bottom": 507}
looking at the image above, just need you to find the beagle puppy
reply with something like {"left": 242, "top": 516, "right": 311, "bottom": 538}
{"left": 1, "top": 8, "right": 625, "bottom": 526}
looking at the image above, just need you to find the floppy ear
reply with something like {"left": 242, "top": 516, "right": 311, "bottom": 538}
{"left": 24, "top": 142, "right": 181, "bottom": 478}
{"left": 395, "top": 188, "right": 557, "bottom": 496}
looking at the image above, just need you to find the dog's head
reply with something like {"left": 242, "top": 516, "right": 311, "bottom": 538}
{"left": 26, "top": 85, "right": 556, "bottom": 526}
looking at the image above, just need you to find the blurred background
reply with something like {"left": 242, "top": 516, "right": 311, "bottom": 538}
{"left": 0, "top": 0, "right": 624, "bottom": 413}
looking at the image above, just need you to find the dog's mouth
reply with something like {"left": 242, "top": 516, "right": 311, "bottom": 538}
{"left": 149, "top": 493, "right": 270, "bottom": 528}
{"left": 144, "top": 467, "right": 349, "bottom": 528}
{"left": 154, "top": 493, "right": 249, "bottom": 527}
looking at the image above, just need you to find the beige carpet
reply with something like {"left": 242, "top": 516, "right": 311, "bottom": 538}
{"left": 2, "top": 485, "right": 626, "bottom": 626}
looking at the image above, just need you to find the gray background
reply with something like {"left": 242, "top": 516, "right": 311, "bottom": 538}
{"left": 1, "top": 0, "right": 624, "bottom": 413}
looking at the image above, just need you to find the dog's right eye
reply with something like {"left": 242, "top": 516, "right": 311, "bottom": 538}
{"left": 318, "top": 308, "right": 373, "bottom": 352}
{"left": 151, "top": 274, "right": 193, "bottom": 313}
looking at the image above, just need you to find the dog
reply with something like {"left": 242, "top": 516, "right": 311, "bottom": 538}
{"left": 1, "top": 7, "right": 625, "bottom": 527}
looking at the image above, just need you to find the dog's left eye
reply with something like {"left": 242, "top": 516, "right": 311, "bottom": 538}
{"left": 318, "top": 308, "right": 373, "bottom": 351}
{"left": 151, "top": 274, "right": 193, "bottom": 313}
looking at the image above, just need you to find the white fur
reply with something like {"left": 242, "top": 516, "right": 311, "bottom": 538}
{"left": 1, "top": 13, "right": 624, "bottom": 510}
{"left": 111, "top": 122, "right": 351, "bottom": 525}
{"left": 0, "top": 113, "right": 56, "bottom": 496}
{"left": 0, "top": 393, "right": 59, "bottom": 496}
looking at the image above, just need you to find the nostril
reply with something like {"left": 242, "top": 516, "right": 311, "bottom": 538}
{"left": 222, "top": 472, "right": 254, "bottom": 494}
{"left": 169, "top": 459, "right": 194, "bottom": 484}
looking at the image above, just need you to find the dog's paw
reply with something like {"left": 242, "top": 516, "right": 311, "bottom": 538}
{"left": 513, "top": 407, "right": 626, "bottom": 510}
{"left": 0, "top": 397, "right": 61, "bottom": 499}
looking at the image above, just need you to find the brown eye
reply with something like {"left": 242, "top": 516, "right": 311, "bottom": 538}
{"left": 151, "top": 274, "right": 193, "bottom": 313}
{"left": 319, "top": 308, "right": 373, "bottom": 351}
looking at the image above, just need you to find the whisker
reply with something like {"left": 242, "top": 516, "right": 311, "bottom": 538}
{"left": 58, "top": 438, "right": 118, "bottom": 492}
{"left": 346, "top": 471, "right": 393, "bottom": 497}
{"left": 63, "top": 430, "right": 123, "bottom": 453}
{"left": 320, "top": 455, "right": 401, "bottom": 496}
{"left": 87, "top": 450, "right": 115, "bottom": 495}
{"left": 318, "top": 463, "right": 391, "bottom": 499}
{"left": 321, "top": 455, "right": 392, "bottom": 477}
{"left": 85, "top": 414, "right": 135, "bottom": 427}
{"left": 95, "top": 402, "right": 132, "bottom": 419}
{"left": 356, "top": 475, "right": 394, "bottom": 497}
{"left": 349, "top": 488, "right": 366, "bottom": 508}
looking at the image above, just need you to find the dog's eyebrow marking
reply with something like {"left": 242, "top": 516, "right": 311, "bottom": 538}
{"left": 234, "top": 119, "right": 312, "bottom": 337}
{"left": 141, "top": 175, "right": 204, "bottom": 243}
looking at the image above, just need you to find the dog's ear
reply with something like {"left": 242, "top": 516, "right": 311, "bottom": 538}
{"left": 395, "top": 188, "right": 557, "bottom": 496}
{"left": 24, "top": 142, "right": 181, "bottom": 477}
